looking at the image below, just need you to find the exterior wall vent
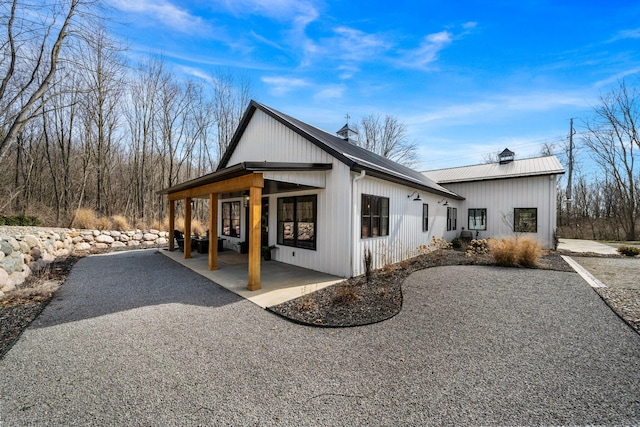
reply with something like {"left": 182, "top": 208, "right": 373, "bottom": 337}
{"left": 498, "top": 148, "right": 515, "bottom": 164}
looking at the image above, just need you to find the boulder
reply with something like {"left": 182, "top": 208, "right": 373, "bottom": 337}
{"left": 2, "top": 281, "right": 16, "bottom": 293}
{"left": 42, "top": 253, "right": 55, "bottom": 263}
{"left": 54, "top": 240, "right": 64, "bottom": 249}
{"left": 149, "top": 229, "right": 160, "bottom": 235}
{"left": 8, "top": 237, "right": 20, "bottom": 251}
{"left": 95, "top": 234, "right": 115, "bottom": 244}
{"left": 143, "top": 241, "right": 157, "bottom": 247}
{"left": 127, "top": 240, "right": 141, "bottom": 247}
{"left": 19, "top": 240, "right": 30, "bottom": 254}
{"left": 111, "top": 241, "right": 126, "bottom": 248}
{"left": 0, "top": 257, "right": 18, "bottom": 275}
{"left": 157, "top": 237, "right": 168, "bottom": 245}
{"left": 110, "top": 231, "right": 121, "bottom": 237}
{"left": 72, "top": 236, "right": 84, "bottom": 243}
{"left": 30, "top": 247, "right": 42, "bottom": 261}
{"left": 0, "top": 250, "right": 4, "bottom": 261}
{"left": 142, "top": 233, "right": 158, "bottom": 241}
{"left": 0, "top": 268, "right": 8, "bottom": 288}
{"left": 83, "top": 234, "right": 95, "bottom": 242}
{"left": 23, "top": 234, "right": 40, "bottom": 248}
{"left": 94, "top": 243, "right": 109, "bottom": 249}
{"left": 92, "top": 230, "right": 101, "bottom": 236}
{"left": 133, "top": 233, "right": 143, "bottom": 241}
{"left": 119, "top": 234, "right": 130, "bottom": 242}
{"left": 75, "top": 242, "right": 91, "bottom": 251}
{"left": 0, "top": 290, "right": 4, "bottom": 299}
{"left": 7, "top": 271, "right": 25, "bottom": 289}
{"left": 0, "top": 240, "right": 13, "bottom": 256}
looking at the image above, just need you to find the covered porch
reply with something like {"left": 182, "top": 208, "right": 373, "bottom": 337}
{"left": 160, "top": 249, "right": 341, "bottom": 308}
{"left": 158, "top": 162, "right": 332, "bottom": 291}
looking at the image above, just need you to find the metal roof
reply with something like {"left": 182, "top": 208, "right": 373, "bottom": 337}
{"left": 422, "top": 155, "right": 565, "bottom": 184}
{"left": 219, "top": 100, "right": 463, "bottom": 200}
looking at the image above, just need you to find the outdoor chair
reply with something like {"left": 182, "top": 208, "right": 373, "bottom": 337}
{"left": 173, "top": 230, "right": 185, "bottom": 251}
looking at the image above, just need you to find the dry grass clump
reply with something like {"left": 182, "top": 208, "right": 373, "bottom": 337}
{"left": 111, "top": 215, "right": 130, "bottom": 231}
{"left": 333, "top": 283, "right": 362, "bottom": 305}
{"left": 152, "top": 219, "right": 166, "bottom": 232}
{"left": 72, "top": 208, "right": 97, "bottom": 229}
{"left": 172, "top": 217, "right": 206, "bottom": 236}
{"left": 95, "top": 216, "right": 112, "bottom": 230}
{"left": 489, "top": 236, "right": 542, "bottom": 267}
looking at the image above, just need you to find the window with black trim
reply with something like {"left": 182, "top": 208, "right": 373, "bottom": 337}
{"left": 447, "top": 207, "right": 457, "bottom": 231}
{"left": 222, "top": 201, "right": 240, "bottom": 237}
{"left": 468, "top": 208, "right": 487, "bottom": 230}
{"left": 277, "top": 195, "right": 317, "bottom": 250}
{"left": 361, "top": 194, "right": 389, "bottom": 238}
{"left": 422, "top": 204, "right": 429, "bottom": 232}
{"left": 514, "top": 208, "right": 537, "bottom": 232}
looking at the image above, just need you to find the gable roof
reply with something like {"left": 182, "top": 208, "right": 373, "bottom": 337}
{"left": 219, "top": 100, "right": 462, "bottom": 199}
{"left": 422, "top": 155, "right": 565, "bottom": 184}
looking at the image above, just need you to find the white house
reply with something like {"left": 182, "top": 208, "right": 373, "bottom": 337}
{"left": 159, "top": 102, "right": 564, "bottom": 290}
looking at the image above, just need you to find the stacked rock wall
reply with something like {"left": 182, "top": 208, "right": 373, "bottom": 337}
{"left": 0, "top": 228, "right": 169, "bottom": 297}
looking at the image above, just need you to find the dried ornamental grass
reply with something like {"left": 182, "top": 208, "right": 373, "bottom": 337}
{"left": 489, "top": 236, "right": 542, "bottom": 267}
{"left": 111, "top": 215, "right": 130, "bottom": 231}
{"left": 72, "top": 208, "right": 97, "bottom": 229}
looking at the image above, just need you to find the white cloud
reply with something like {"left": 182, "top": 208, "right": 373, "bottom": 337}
{"left": 112, "top": 0, "right": 207, "bottom": 33}
{"left": 594, "top": 68, "right": 640, "bottom": 87}
{"left": 314, "top": 85, "right": 345, "bottom": 100}
{"left": 261, "top": 76, "right": 311, "bottom": 96}
{"left": 332, "top": 27, "right": 391, "bottom": 62}
{"left": 400, "top": 31, "right": 453, "bottom": 69}
{"left": 609, "top": 27, "right": 640, "bottom": 42}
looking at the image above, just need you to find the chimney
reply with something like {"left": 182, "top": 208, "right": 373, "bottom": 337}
{"left": 498, "top": 148, "right": 515, "bottom": 164}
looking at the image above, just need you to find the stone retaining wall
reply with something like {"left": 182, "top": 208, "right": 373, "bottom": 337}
{"left": 0, "top": 227, "right": 169, "bottom": 297}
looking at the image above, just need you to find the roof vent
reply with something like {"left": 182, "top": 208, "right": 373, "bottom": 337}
{"left": 498, "top": 148, "right": 515, "bottom": 164}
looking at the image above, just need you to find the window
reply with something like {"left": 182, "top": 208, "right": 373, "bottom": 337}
{"left": 422, "top": 204, "right": 429, "bottom": 232}
{"left": 277, "top": 195, "right": 317, "bottom": 250}
{"left": 222, "top": 201, "right": 240, "bottom": 237}
{"left": 514, "top": 208, "right": 537, "bottom": 233}
{"left": 468, "top": 208, "right": 487, "bottom": 231}
{"left": 361, "top": 194, "right": 389, "bottom": 238}
{"left": 447, "top": 207, "right": 457, "bottom": 231}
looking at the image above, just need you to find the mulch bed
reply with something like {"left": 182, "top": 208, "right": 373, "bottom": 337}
{"left": 268, "top": 250, "right": 573, "bottom": 327}
{"left": 0, "top": 256, "right": 80, "bottom": 358}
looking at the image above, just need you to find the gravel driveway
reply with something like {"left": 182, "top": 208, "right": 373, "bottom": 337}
{"left": 1, "top": 250, "right": 639, "bottom": 425}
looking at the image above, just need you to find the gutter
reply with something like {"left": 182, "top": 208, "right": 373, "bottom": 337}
{"left": 350, "top": 170, "right": 366, "bottom": 277}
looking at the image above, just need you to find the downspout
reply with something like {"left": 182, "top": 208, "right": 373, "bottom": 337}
{"left": 350, "top": 170, "right": 366, "bottom": 277}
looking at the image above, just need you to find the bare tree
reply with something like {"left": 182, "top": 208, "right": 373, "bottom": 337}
{"left": 211, "top": 70, "right": 252, "bottom": 162}
{"left": 0, "top": 0, "right": 97, "bottom": 161}
{"left": 354, "top": 114, "right": 417, "bottom": 167}
{"left": 581, "top": 80, "right": 639, "bottom": 241}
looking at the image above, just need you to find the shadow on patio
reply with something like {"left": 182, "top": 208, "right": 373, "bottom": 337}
{"left": 160, "top": 249, "right": 343, "bottom": 308}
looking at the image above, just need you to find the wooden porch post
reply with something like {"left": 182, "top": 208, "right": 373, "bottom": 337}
{"left": 208, "top": 193, "right": 218, "bottom": 270}
{"left": 184, "top": 197, "right": 192, "bottom": 259}
{"left": 168, "top": 199, "right": 175, "bottom": 251}
{"left": 247, "top": 185, "right": 262, "bottom": 291}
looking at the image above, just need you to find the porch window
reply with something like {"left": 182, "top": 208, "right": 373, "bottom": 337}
{"left": 447, "top": 207, "right": 457, "bottom": 231}
{"left": 514, "top": 208, "right": 537, "bottom": 233}
{"left": 422, "top": 204, "right": 429, "bottom": 232}
{"left": 468, "top": 208, "right": 487, "bottom": 230}
{"left": 277, "top": 195, "right": 317, "bottom": 250}
{"left": 361, "top": 194, "right": 389, "bottom": 238}
{"left": 222, "top": 201, "right": 240, "bottom": 237}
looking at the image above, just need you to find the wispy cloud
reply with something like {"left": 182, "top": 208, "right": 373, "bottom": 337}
{"left": 332, "top": 27, "right": 391, "bottom": 62}
{"left": 608, "top": 27, "right": 640, "bottom": 42}
{"left": 594, "top": 68, "right": 640, "bottom": 87}
{"left": 399, "top": 30, "right": 453, "bottom": 69}
{"left": 112, "top": 0, "right": 208, "bottom": 34}
{"left": 407, "top": 91, "right": 588, "bottom": 126}
{"left": 314, "top": 85, "right": 345, "bottom": 100}
{"left": 262, "top": 76, "right": 311, "bottom": 95}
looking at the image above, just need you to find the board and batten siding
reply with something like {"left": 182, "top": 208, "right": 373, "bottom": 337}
{"left": 442, "top": 175, "right": 558, "bottom": 248}
{"left": 352, "top": 175, "right": 449, "bottom": 277}
{"left": 227, "top": 110, "right": 334, "bottom": 165}
{"left": 223, "top": 109, "right": 353, "bottom": 277}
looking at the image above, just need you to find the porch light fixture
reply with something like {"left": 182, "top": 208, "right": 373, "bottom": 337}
{"left": 407, "top": 191, "right": 422, "bottom": 202}
{"left": 244, "top": 196, "right": 249, "bottom": 208}
{"left": 438, "top": 198, "right": 449, "bottom": 206}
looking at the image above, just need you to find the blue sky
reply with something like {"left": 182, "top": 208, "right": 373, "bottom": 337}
{"left": 107, "top": 0, "right": 640, "bottom": 171}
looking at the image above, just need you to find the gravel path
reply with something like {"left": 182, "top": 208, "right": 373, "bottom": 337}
{"left": 0, "top": 250, "right": 639, "bottom": 425}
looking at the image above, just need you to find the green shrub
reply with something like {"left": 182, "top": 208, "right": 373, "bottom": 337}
{"left": 618, "top": 246, "right": 640, "bottom": 257}
{"left": 0, "top": 215, "right": 40, "bottom": 226}
{"left": 451, "top": 238, "right": 462, "bottom": 249}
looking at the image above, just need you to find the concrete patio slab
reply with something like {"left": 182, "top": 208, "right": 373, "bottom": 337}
{"left": 160, "top": 249, "right": 342, "bottom": 308}
{"left": 558, "top": 238, "right": 619, "bottom": 255}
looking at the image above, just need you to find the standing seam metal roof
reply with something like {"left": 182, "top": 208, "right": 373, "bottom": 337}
{"left": 219, "top": 100, "right": 462, "bottom": 199}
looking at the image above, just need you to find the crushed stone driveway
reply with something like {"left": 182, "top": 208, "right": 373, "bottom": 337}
{"left": 1, "top": 250, "right": 639, "bottom": 426}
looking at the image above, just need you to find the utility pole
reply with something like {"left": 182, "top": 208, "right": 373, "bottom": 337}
{"left": 566, "top": 118, "right": 575, "bottom": 226}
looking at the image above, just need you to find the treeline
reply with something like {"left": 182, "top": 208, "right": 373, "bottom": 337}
{"left": 0, "top": 1, "right": 251, "bottom": 228}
